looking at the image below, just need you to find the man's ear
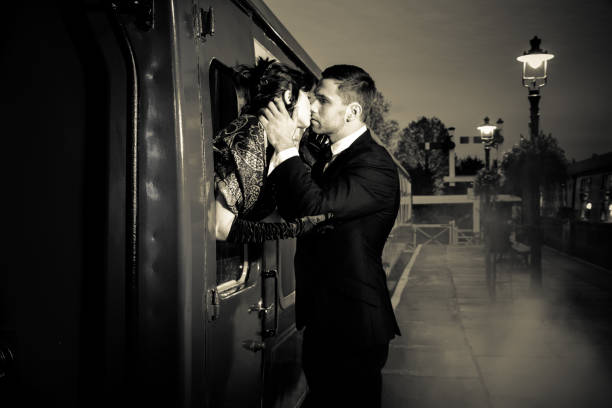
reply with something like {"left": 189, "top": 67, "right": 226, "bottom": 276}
{"left": 346, "top": 102, "right": 363, "bottom": 122}
{"left": 283, "top": 89, "right": 293, "bottom": 105}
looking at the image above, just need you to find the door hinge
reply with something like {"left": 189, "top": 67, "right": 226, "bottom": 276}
{"left": 195, "top": 6, "right": 215, "bottom": 41}
{"left": 206, "top": 288, "right": 220, "bottom": 321}
{"left": 111, "top": 0, "right": 155, "bottom": 31}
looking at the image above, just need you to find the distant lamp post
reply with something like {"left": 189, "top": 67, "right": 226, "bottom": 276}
{"left": 447, "top": 127, "right": 457, "bottom": 186}
{"left": 493, "top": 118, "right": 504, "bottom": 168}
{"left": 517, "top": 36, "right": 554, "bottom": 288}
{"left": 477, "top": 117, "right": 497, "bottom": 169}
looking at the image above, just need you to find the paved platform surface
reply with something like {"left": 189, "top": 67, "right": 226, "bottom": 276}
{"left": 382, "top": 245, "right": 612, "bottom": 408}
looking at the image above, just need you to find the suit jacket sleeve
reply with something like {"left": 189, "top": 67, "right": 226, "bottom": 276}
{"left": 270, "top": 149, "right": 398, "bottom": 220}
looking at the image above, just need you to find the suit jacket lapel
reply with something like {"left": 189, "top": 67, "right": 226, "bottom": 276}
{"left": 323, "top": 130, "right": 372, "bottom": 178}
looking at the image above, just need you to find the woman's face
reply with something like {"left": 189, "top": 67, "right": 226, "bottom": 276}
{"left": 294, "top": 89, "right": 311, "bottom": 129}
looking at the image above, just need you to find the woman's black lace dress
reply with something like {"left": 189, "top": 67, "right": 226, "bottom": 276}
{"left": 213, "top": 114, "right": 330, "bottom": 242}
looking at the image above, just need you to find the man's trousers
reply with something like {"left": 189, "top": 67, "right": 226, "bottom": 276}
{"left": 301, "top": 328, "right": 390, "bottom": 408}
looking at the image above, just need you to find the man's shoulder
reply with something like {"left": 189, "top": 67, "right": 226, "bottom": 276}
{"left": 349, "top": 133, "right": 396, "bottom": 167}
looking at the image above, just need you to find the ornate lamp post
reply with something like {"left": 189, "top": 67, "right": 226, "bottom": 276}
{"left": 476, "top": 117, "right": 499, "bottom": 299}
{"left": 447, "top": 127, "right": 456, "bottom": 185}
{"left": 493, "top": 118, "right": 504, "bottom": 167}
{"left": 517, "top": 36, "right": 554, "bottom": 287}
{"left": 477, "top": 117, "right": 497, "bottom": 170}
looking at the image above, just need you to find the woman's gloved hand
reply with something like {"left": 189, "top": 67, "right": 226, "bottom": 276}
{"left": 226, "top": 212, "right": 334, "bottom": 243}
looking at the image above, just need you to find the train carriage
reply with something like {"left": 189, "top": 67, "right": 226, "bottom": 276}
{"left": 0, "top": 1, "right": 411, "bottom": 407}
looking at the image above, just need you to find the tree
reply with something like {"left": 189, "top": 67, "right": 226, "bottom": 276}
{"left": 456, "top": 155, "right": 485, "bottom": 175}
{"left": 500, "top": 132, "right": 567, "bottom": 197}
{"left": 474, "top": 168, "right": 502, "bottom": 197}
{"left": 366, "top": 91, "right": 400, "bottom": 156}
{"left": 396, "top": 117, "right": 451, "bottom": 194}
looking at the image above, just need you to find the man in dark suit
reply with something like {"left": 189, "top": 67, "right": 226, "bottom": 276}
{"left": 261, "top": 65, "right": 400, "bottom": 407}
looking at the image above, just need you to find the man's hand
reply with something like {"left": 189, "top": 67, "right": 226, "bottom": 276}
{"left": 259, "top": 97, "right": 298, "bottom": 152}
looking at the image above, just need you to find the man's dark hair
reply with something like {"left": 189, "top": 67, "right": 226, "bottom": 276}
{"left": 235, "top": 57, "right": 315, "bottom": 116}
{"left": 321, "top": 65, "right": 376, "bottom": 123}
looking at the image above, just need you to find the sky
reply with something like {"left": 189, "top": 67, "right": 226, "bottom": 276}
{"left": 263, "top": 0, "right": 612, "bottom": 161}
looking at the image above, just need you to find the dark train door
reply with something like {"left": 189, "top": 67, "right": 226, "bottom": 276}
{"left": 248, "top": 23, "right": 309, "bottom": 408}
{"left": 195, "top": 1, "right": 267, "bottom": 406}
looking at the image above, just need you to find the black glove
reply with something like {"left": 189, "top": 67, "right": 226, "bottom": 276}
{"left": 299, "top": 131, "right": 331, "bottom": 167}
{"left": 226, "top": 213, "right": 333, "bottom": 243}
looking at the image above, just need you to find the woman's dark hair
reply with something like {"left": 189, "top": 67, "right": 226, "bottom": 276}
{"left": 235, "top": 57, "right": 315, "bottom": 115}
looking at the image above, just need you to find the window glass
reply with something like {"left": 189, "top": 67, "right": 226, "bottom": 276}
{"left": 579, "top": 177, "right": 592, "bottom": 220}
{"left": 209, "top": 59, "right": 250, "bottom": 288}
{"left": 279, "top": 239, "right": 296, "bottom": 296}
{"left": 601, "top": 174, "right": 612, "bottom": 222}
{"left": 210, "top": 59, "right": 245, "bottom": 135}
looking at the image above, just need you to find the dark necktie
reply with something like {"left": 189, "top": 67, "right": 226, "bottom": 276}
{"left": 311, "top": 134, "right": 332, "bottom": 180}
{"left": 318, "top": 136, "right": 332, "bottom": 163}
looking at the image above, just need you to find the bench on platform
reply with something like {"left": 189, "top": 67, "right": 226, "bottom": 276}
{"left": 509, "top": 235, "right": 530, "bottom": 266}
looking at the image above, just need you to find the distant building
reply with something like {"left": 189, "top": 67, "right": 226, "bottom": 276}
{"left": 563, "top": 152, "right": 612, "bottom": 223}
{"left": 541, "top": 152, "right": 612, "bottom": 270}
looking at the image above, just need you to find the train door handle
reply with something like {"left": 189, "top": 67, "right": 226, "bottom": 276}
{"left": 242, "top": 339, "right": 265, "bottom": 353}
{"left": 262, "top": 269, "right": 279, "bottom": 338}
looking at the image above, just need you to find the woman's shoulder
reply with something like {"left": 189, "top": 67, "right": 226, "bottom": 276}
{"left": 222, "top": 114, "right": 261, "bottom": 135}
{"left": 214, "top": 114, "right": 263, "bottom": 149}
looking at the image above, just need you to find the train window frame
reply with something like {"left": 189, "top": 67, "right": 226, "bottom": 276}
{"left": 209, "top": 58, "right": 256, "bottom": 295}
{"left": 277, "top": 239, "right": 296, "bottom": 309}
{"left": 216, "top": 245, "right": 251, "bottom": 294}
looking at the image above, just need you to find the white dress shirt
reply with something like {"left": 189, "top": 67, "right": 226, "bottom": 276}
{"left": 267, "top": 125, "right": 368, "bottom": 176}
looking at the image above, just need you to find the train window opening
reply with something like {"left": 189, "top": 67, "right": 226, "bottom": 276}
{"left": 209, "top": 59, "right": 246, "bottom": 135}
{"left": 210, "top": 59, "right": 253, "bottom": 290}
{"left": 216, "top": 245, "right": 250, "bottom": 291}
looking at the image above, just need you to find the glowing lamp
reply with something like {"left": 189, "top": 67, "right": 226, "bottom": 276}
{"left": 586, "top": 202, "right": 593, "bottom": 210}
{"left": 517, "top": 53, "right": 554, "bottom": 69}
{"left": 517, "top": 36, "right": 554, "bottom": 88}
{"left": 477, "top": 117, "right": 496, "bottom": 143}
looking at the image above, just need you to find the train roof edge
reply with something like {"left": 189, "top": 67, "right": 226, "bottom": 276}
{"left": 239, "top": 0, "right": 322, "bottom": 77}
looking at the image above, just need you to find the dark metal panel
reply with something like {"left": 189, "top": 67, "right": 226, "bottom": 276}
{"left": 195, "top": 2, "right": 267, "bottom": 407}
{"left": 114, "top": 1, "right": 181, "bottom": 405}
{"left": 168, "top": 0, "right": 211, "bottom": 406}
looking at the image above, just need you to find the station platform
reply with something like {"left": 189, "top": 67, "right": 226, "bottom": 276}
{"left": 382, "top": 244, "right": 612, "bottom": 408}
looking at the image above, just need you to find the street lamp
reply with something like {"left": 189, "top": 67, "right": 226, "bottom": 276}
{"left": 493, "top": 118, "right": 504, "bottom": 168}
{"left": 447, "top": 127, "right": 457, "bottom": 185}
{"left": 517, "top": 36, "right": 554, "bottom": 288}
{"left": 477, "top": 117, "right": 496, "bottom": 170}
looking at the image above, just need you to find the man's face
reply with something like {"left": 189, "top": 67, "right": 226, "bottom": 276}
{"left": 310, "top": 79, "right": 349, "bottom": 136}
